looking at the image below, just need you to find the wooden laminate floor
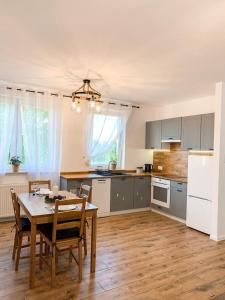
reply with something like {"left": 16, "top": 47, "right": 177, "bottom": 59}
{"left": 1, "top": 211, "right": 225, "bottom": 300}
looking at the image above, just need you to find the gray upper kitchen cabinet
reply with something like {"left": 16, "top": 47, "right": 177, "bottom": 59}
{"left": 161, "top": 117, "right": 181, "bottom": 141}
{"left": 201, "top": 113, "right": 214, "bottom": 151}
{"left": 170, "top": 181, "right": 187, "bottom": 220}
{"left": 133, "top": 177, "right": 151, "bottom": 208}
{"left": 110, "top": 177, "right": 134, "bottom": 212}
{"left": 181, "top": 115, "right": 201, "bottom": 150}
{"left": 145, "top": 120, "right": 162, "bottom": 149}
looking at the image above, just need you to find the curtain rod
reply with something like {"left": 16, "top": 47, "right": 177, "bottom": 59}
{"left": 5, "top": 86, "right": 140, "bottom": 109}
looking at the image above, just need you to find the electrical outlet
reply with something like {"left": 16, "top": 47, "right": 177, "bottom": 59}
{"left": 158, "top": 165, "right": 163, "bottom": 171}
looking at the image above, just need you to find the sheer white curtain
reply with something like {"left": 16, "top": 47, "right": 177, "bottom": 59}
{"left": 20, "top": 91, "right": 63, "bottom": 184}
{"left": 0, "top": 86, "right": 17, "bottom": 175}
{"left": 86, "top": 104, "right": 131, "bottom": 167}
{"left": 0, "top": 84, "right": 63, "bottom": 183}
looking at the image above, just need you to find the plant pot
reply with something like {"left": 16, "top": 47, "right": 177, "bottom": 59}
{"left": 12, "top": 164, "right": 20, "bottom": 173}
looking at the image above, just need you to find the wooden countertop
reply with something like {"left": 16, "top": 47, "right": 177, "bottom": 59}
{"left": 151, "top": 172, "right": 187, "bottom": 183}
{"left": 60, "top": 173, "right": 104, "bottom": 179}
{"left": 60, "top": 171, "right": 187, "bottom": 183}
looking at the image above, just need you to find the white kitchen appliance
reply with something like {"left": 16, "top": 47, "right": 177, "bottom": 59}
{"left": 186, "top": 155, "right": 214, "bottom": 234}
{"left": 92, "top": 178, "right": 111, "bottom": 217}
{"left": 151, "top": 177, "right": 170, "bottom": 208}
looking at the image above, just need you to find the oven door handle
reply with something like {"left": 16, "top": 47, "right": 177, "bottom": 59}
{"left": 151, "top": 183, "right": 170, "bottom": 189}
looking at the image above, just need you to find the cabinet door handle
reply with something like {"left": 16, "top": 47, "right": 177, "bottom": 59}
{"left": 122, "top": 196, "right": 125, "bottom": 201}
{"left": 137, "top": 192, "right": 139, "bottom": 196}
{"left": 187, "top": 147, "right": 193, "bottom": 150}
{"left": 176, "top": 189, "right": 182, "bottom": 192}
{"left": 116, "top": 193, "right": 119, "bottom": 198}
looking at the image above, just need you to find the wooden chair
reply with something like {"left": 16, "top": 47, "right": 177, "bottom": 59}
{"left": 79, "top": 184, "right": 92, "bottom": 255}
{"left": 28, "top": 180, "right": 51, "bottom": 193}
{"left": 39, "top": 198, "right": 86, "bottom": 285}
{"left": 79, "top": 184, "right": 92, "bottom": 201}
{"left": 10, "top": 189, "right": 32, "bottom": 271}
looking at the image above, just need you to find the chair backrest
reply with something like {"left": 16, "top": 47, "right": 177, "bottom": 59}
{"left": 28, "top": 180, "right": 51, "bottom": 193}
{"left": 10, "top": 188, "right": 22, "bottom": 231}
{"left": 79, "top": 184, "right": 92, "bottom": 202}
{"left": 52, "top": 198, "right": 86, "bottom": 244}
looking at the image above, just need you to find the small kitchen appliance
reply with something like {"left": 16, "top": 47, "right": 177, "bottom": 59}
{"left": 136, "top": 167, "right": 144, "bottom": 174}
{"left": 144, "top": 164, "right": 153, "bottom": 173}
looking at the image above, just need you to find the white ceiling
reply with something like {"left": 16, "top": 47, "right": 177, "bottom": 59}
{"left": 0, "top": 0, "right": 225, "bottom": 105}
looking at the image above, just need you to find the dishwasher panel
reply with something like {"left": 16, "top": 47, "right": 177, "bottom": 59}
{"left": 92, "top": 178, "right": 111, "bottom": 217}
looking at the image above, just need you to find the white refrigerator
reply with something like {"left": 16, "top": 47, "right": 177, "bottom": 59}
{"left": 186, "top": 155, "right": 214, "bottom": 234}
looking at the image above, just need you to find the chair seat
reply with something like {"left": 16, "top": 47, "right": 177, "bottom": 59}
{"left": 39, "top": 223, "right": 80, "bottom": 241}
{"left": 21, "top": 217, "right": 31, "bottom": 232}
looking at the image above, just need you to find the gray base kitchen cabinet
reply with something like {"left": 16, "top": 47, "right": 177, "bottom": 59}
{"left": 133, "top": 177, "right": 151, "bottom": 208}
{"left": 170, "top": 181, "right": 187, "bottom": 219}
{"left": 110, "top": 177, "right": 134, "bottom": 212}
{"left": 151, "top": 180, "right": 187, "bottom": 220}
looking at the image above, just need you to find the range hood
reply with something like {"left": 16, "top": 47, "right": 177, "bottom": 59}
{"left": 161, "top": 139, "right": 181, "bottom": 143}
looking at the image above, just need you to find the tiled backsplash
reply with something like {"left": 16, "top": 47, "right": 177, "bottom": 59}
{"left": 153, "top": 143, "right": 188, "bottom": 177}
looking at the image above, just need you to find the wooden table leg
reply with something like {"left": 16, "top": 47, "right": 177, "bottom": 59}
{"left": 30, "top": 220, "right": 37, "bottom": 288}
{"left": 90, "top": 211, "right": 97, "bottom": 273}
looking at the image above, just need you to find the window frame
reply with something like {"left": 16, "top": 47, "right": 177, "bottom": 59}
{"left": 88, "top": 112, "right": 126, "bottom": 169}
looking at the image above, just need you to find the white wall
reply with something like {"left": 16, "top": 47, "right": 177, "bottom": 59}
{"left": 61, "top": 102, "right": 89, "bottom": 172}
{"left": 146, "top": 95, "right": 215, "bottom": 121}
{"left": 125, "top": 106, "right": 154, "bottom": 169}
{"left": 61, "top": 95, "right": 216, "bottom": 172}
{"left": 61, "top": 102, "right": 153, "bottom": 172}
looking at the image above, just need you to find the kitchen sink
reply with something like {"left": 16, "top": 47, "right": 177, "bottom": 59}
{"left": 95, "top": 170, "right": 129, "bottom": 177}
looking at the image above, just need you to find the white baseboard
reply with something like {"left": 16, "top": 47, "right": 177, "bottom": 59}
{"left": 97, "top": 212, "right": 110, "bottom": 218}
{"left": 210, "top": 234, "right": 225, "bottom": 241}
{"left": 0, "top": 216, "right": 15, "bottom": 222}
{"left": 150, "top": 208, "right": 186, "bottom": 224}
{"left": 109, "top": 207, "right": 150, "bottom": 216}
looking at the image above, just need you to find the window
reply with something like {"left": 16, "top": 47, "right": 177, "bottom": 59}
{"left": 21, "top": 106, "right": 49, "bottom": 168}
{"left": 5, "top": 103, "right": 49, "bottom": 169}
{"left": 88, "top": 112, "right": 126, "bottom": 168}
{"left": 0, "top": 87, "right": 62, "bottom": 178}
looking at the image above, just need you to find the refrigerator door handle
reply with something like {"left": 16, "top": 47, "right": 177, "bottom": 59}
{"left": 188, "top": 195, "right": 212, "bottom": 202}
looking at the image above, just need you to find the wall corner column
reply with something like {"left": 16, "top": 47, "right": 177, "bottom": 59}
{"left": 210, "top": 82, "right": 225, "bottom": 241}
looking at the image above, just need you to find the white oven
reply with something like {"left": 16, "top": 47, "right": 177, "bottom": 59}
{"left": 151, "top": 177, "right": 170, "bottom": 208}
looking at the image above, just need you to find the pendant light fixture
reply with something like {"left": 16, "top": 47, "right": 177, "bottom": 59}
{"left": 71, "top": 79, "right": 102, "bottom": 113}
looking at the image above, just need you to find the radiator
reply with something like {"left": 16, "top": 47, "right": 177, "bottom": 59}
{"left": 0, "top": 184, "right": 29, "bottom": 218}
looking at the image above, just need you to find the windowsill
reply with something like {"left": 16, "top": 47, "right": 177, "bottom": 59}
{"left": 5, "top": 171, "right": 28, "bottom": 175}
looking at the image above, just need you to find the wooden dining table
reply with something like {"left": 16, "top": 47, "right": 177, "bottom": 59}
{"left": 17, "top": 191, "right": 98, "bottom": 288}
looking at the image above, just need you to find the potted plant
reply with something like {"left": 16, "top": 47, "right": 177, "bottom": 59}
{"left": 10, "top": 156, "right": 22, "bottom": 172}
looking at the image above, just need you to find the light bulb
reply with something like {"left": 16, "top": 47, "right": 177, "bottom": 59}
{"left": 72, "top": 101, "right": 76, "bottom": 109}
{"left": 76, "top": 102, "right": 81, "bottom": 113}
{"left": 90, "top": 100, "right": 95, "bottom": 108}
{"left": 96, "top": 102, "right": 101, "bottom": 112}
